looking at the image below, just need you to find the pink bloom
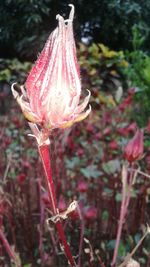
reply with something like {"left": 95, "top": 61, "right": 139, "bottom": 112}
{"left": 117, "top": 127, "right": 129, "bottom": 137}
{"left": 12, "top": 5, "right": 90, "bottom": 130}
{"left": 124, "top": 129, "right": 144, "bottom": 162}
{"left": 127, "top": 122, "right": 137, "bottom": 133}
{"left": 77, "top": 180, "right": 88, "bottom": 193}
{"left": 84, "top": 206, "right": 97, "bottom": 220}
{"left": 17, "top": 173, "right": 26, "bottom": 183}
{"left": 109, "top": 140, "right": 118, "bottom": 150}
{"left": 103, "top": 127, "right": 111, "bottom": 136}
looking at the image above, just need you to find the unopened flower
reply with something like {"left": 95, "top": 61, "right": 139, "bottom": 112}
{"left": 12, "top": 4, "right": 90, "bottom": 131}
{"left": 124, "top": 129, "right": 144, "bottom": 163}
{"left": 77, "top": 180, "right": 88, "bottom": 193}
{"left": 17, "top": 173, "right": 26, "bottom": 184}
{"left": 84, "top": 206, "right": 97, "bottom": 220}
{"left": 109, "top": 140, "right": 118, "bottom": 150}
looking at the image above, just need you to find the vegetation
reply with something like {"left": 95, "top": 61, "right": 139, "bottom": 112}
{"left": 1, "top": 0, "right": 150, "bottom": 59}
{"left": 0, "top": 2, "right": 150, "bottom": 267}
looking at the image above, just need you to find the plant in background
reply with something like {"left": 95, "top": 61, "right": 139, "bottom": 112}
{"left": 123, "top": 24, "right": 150, "bottom": 126}
{"left": 12, "top": 4, "right": 90, "bottom": 267}
{"left": 111, "top": 128, "right": 144, "bottom": 267}
{"left": 79, "top": 42, "right": 128, "bottom": 96}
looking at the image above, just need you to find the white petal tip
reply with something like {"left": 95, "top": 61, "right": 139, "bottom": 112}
{"left": 56, "top": 14, "right": 64, "bottom": 23}
{"left": 87, "top": 89, "right": 91, "bottom": 97}
{"left": 68, "top": 4, "right": 74, "bottom": 21}
{"left": 68, "top": 4, "right": 74, "bottom": 9}
{"left": 11, "top": 83, "right": 18, "bottom": 99}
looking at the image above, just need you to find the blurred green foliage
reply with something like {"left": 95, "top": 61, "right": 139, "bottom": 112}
{"left": 79, "top": 42, "right": 128, "bottom": 95}
{"left": 0, "top": 58, "right": 32, "bottom": 83}
{"left": 1, "top": 0, "right": 150, "bottom": 59}
{"left": 123, "top": 25, "right": 150, "bottom": 126}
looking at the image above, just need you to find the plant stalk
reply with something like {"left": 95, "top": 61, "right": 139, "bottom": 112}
{"left": 39, "top": 144, "right": 76, "bottom": 267}
{"left": 0, "top": 228, "right": 20, "bottom": 267}
{"left": 111, "top": 164, "right": 133, "bottom": 267}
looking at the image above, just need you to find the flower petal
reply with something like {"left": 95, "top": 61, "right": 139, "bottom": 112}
{"left": 74, "top": 90, "right": 91, "bottom": 114}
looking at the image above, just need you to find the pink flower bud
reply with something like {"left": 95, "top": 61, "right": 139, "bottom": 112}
{"left": 77, "top": 180, "right": 88, "bottom": 193}
{"left": 124, "top": 129, "right": 144, "bottom": 162}
{"left": 109, "top": 140, "right": 118, "bottom": 150}
{"left": 17, "top": 173, "right": 26, "bottom": 184}
{"left": 12, "top": 5, "right": 90, "bottom": 130}
{"left": 84, "top": 206, "right": 97, "bottom": 220}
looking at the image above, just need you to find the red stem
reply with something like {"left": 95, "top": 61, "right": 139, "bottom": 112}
{"left": 0, "top": 228, "right": 19, "bottom": 266}
{"left": 39, "top": 144, "right": 76, "bottom": 267}
{"left": 37, "top": 179, "right": 45, "bottom": 266}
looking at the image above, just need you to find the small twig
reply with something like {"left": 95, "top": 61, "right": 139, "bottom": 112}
{"left": 0, "top": 228, "right": 21, "bottom": 267}
{"left": 3, "top": 155, "right": 12, "bottom": 184}
{"left": 111, "top": 164, "right": 128, "bottom": 267}
{"left": 111, "top": 163, "right": 136, "bottom": 267}
{"left": 117, "top": 225, "right": 150, "bottom": 267}
{"left": 77, "top": 203, "right": 85, "bottom": 267}
{"left": 84, "top": 238, "right": 94, "bottom": 266}
{"left": 131, "top": 168, "right": 150, "bottom": 180}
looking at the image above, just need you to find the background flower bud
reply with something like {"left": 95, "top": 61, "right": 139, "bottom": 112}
{"left": 124, "top": 129, "right": 144, "bottom": 162}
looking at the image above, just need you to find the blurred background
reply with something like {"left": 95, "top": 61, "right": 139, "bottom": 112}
{"left": 0, "top": 1, "right": 150, "bottom": 267}
{"left": 1, "top": 0, "right": 150, "bottom": 60}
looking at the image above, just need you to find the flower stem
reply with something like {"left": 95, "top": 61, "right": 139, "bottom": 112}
{"left": 0, "top": 228, "right": 20, "bottom": 267}
{"left": 38, "top": 144, "right": 76, "bottom": 267}
{"left": 111, "top": 164, "right": 133, "bottom": 267}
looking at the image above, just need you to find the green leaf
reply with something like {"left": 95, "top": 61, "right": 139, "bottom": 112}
{"left": 80, "top": 165, "right": 102, "bottom": 179}
{"left": 65, "top": 157, "right": 80, "bottom": 169}
{"left": 103, "top": 187, "right": 113, "bottom": 196}
{"left": 115, "top": 193, "right": 122, "bottom": 202}
{"left": 106, "top": 239, "right": 116, "bottom": 250}
{"left": 118, "top": 242, "right": 127, "bottom": 257}
{"left": 102, "top": 159, "right": 121, "bottom": 174}
{"left": 102, "top": 210, "right": 109, "bottom": 220}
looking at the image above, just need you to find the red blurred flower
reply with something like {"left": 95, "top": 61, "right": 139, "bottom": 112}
{"left": 12, "top": 117, "right": 22, "bottom": 128}
{"left": 128, "top": 87, "right": 136, "bottom": 95}
{"left": 77, "top": 148, "right": 84, "bottom": 156}
{"left": 4, "top": 137, "right": 11, "bottom": 146}
{"left": 117, "top": 127, "right": 129, "bottom": 137}
{"left": 118, "top": 95, "right": 133, "bottom": 111}
{"left": 84, "top": 206, "right": 97, "bottom": 220}
{"left": 22, "top": 159, "right": 31, "bottom": 169}
{"left": 12, "top": 5, "right": 90, "bottom": 131}
{"left": 109, "top": 140, "right": 118, "bottom": 150}
{"left": 77, "top": 181, "right": 88, "bottom": 193}
{"left": 124, "top": 129, "right": 144, "bottom": 163}
{"left": 103, "top": 127, "right": 111, "bottom": 136}
{"left": 17, "top": 173, "right": 26, "bottom": 183}
{"left": 127, "top": 122, "right": 137, "bottom": 134}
